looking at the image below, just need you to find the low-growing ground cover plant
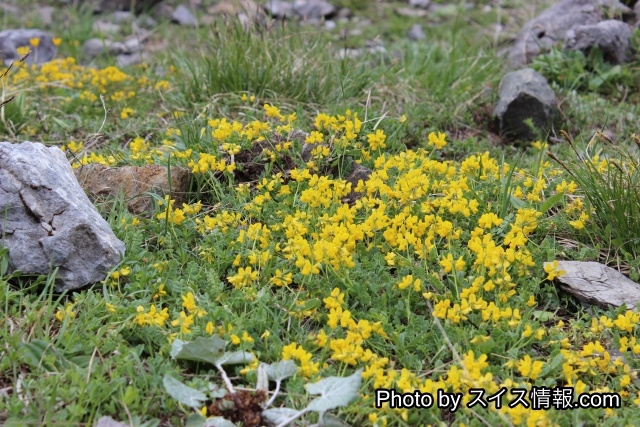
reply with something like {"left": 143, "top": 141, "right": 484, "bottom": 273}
{"left": 2, "top": 1, "right": 640, "bottom": 426}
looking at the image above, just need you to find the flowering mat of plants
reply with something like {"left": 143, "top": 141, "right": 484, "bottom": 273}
{"left": 2, "top": 7, "right": 640, "bottom": 427}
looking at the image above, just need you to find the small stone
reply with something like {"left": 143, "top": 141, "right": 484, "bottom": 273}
{"left": 171, "top": 4, "right": 197, "bottom": 26}
{"left": 408, "top": 23, "right": 426, "bottom": 40}
{"left": 115, "top": 51, "right": 150, "bottom": 67}
{"left": 93, "top": 20, "right": 121, "bottom": 35}
{"left": 294, "top": 0, "right": 336, "bottom": 20}
{"left": 264, "top": 0, "right": 295, "bottom": 19}
{"left": 409, "top": 0, "right": 431, "bottom": 9}
{"left": 113, "top": 11, "right": 134, "bottom": 23}
{"left": 492, "top": 68, "right": 556, "bottom": 142}
{"left": 324, "top": 20, "right": 336, "bottom": 30}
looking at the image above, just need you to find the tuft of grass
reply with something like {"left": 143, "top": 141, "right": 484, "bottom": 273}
{"left": 549, "top": 130, "right": 640, "bottom": 258}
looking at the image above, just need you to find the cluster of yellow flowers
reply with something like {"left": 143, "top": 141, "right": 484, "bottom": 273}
{"left": 106, "top": 105, "right": 640, "bottom": 425}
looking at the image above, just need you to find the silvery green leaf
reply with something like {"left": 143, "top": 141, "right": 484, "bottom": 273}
{"left": 163, "top": 375, "right": 207, "bottom": 408}
{"left": 263, "top": 360, "right": 298, "bottom": 381}
{"left": 216, "top": 351, "right": 254, "bottom": 366}
{"left": 208, "top": 383, "right": 227, "bottom": 399}
{"left": 262, "top": 408, "right": 300, "bottom": 425}
{"left": 204, "top": 417, "right": 237, "bottom": 427}
{"left": 319, "top": 413, "right": 351, "bottom": 427}
{"left": 256, "top": 363, "right": 269, "bottom": 393}
{"left": 170, "top": 336, "right": 226, "bottom": 365}
{"left": 305, "top": 369, "right": 362, "bottom": 413}
{"left": 185, "top": 414, "right": 206, "bottom": 427}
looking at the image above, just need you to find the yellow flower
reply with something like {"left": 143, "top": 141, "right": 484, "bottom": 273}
{"left": 120, "top": 107, "right": 135, "bottom": 119}
{"left": 105, "top": 303, "right": 116, "bottom": 313}
{"left": 543, "top": 260, "right": 565, "bottom": 281}
{"left": 261, "top": 330, "right": 270, "bottom": 339}
{"left": 427, "top": 131, "right": 447, "bottom": 149}
{"left": 52, "top": 38, "right": 62, "bottom": 46}
{"left": 367, "top": 129, "right": 386, "bottom": 150}
{"left": 55, "top": 303, "right": 76, "bottom": 322}
{"left": 16, "top": 46, "right": 30, "bottom": 56}
{"left": 206, "top": 321, "right": 214, "bottom": 335}
{"left": 29, "top": 38, "right": 40, "bottom": 47}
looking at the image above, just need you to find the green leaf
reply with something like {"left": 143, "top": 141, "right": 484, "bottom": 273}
{"left": 170, "top": 336, "right": 226, "bottom": 365}
{"left": 262, "top": 408, "right": 300, "bottom": 425}
{"left": 539, "top": 192, "right": 564, "bottom": 214}
{"left": 204, "top": 417, "right": 237, "bottom": 427}
{"left": 305, "top": 369, "right": 362, "bottom": 413}
{"left": 216, "top": 351, "right": 254, "bottom": 366}
{"left": 509, "top": 195, "right": 526, "bottom": 209}
{"left": 19, "top": 339, "right": 73, "bottom": 371}
{"left": 163, "top": 375, "right": 207, "bottom": 409}
{"left": 185, "top": 414, "right": 206, "bottom": 427}
{"left": 532, "top": 310, "right": 554, "bottom": 322}
{"left": 263, "top": 360, "right": 298, "bottom": 382}
{"left": 319, "top": 413, "right": 351, "bottom": 427}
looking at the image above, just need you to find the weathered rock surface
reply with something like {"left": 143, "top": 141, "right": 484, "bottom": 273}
{"left": 0, "top": 142, "right": 125, "bottom": 292}
{"left": 264, "top": 0, "right": 295, "bottom": 18}
{"left": 73, "top": 164, "right": 191, "bottom": 216}
{"left": 564, "top": 19, "right": 632, "bottom": 63}
{"left": 171, "top": 4, "right": 198, "bottom": 26}
{"left": 493, "top": 68, "right": 556, "bottom": 141}
{"left": 508, "top": 0, "right": 631, "bottom": 68}
{"left": 408, "top": 23, "right": 426, "bottom": 41}
{"left": 294, "top": 0, "right": 336, "bottom": 20}
{"left": 0, "top": 29, "right": 56, "bottom": 66}
{"left": 547, "top": 261, "right": 640, "bottom": 310}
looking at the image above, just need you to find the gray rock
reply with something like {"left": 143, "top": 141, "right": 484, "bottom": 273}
{"left": 408, "top": 23, "right": 426, "bottom": 40}
{"left": 37, "top": 6, "right": 55, "bottom": 26}
{"left": 264, "top": 0, "right": 295, "bottom": 18}
{"left": 93, "top": 20, "right": 121, "bottom": 35}
{"left": 546, "top": 261, "right": 640, "bottom": 310}
{"left": 409, "top": 0, "right": 430, "bottom": 8}
{"left": 0, "top": 142, "right": 125, "bottom": 292}
{"left": 564, "top": 19, "right": 632, "bottom": 64}
{"left": 0, "top": 29, "right": 56, "bottom": 66}
{"left": 171, "top": 4, "right": 197, "bottom": 26}
{"left": 324, "top": 20, "right": 336, "bottom": 30}
{"left": 294, "top": 0, "right": 336, "bottom": 20}
{"left": 124, "top": 37, "right": 143, "bottom": 53}
{"left": 116, "top": 51, "right": 150, "bottom": 67}
{"left": 492, "top": 68, "right": 556, "bottom": 141}
{"left": 83, "top": 38, "right": 125, "bottom": 58}
{"left": 113, "top": 11, "right": 134, "bottom": 22}
{"left": 508, "top": 0, "right": 631, "bottom": 68}
{"left": 336, "top": 7, "right": 352, "bottom": 19}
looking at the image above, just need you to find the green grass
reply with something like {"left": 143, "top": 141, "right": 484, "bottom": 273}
{"left": 2, "top": 0, "right": 640, "bottom": 426}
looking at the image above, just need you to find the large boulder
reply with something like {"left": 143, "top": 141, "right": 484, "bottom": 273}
{"left": 0, "top": 29, "right": 56, "bottom": 66}
{"left": 493, "top": 68, "right": 556, "bottom": 142}
{"left": 508, "top": 0, "right": 631, "bottom": 68}
{"left": 0, "top": 142, "right": 125, "bottom": 292}
{"left": 564, "top": 19, "right": 633, "bottom": 63}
